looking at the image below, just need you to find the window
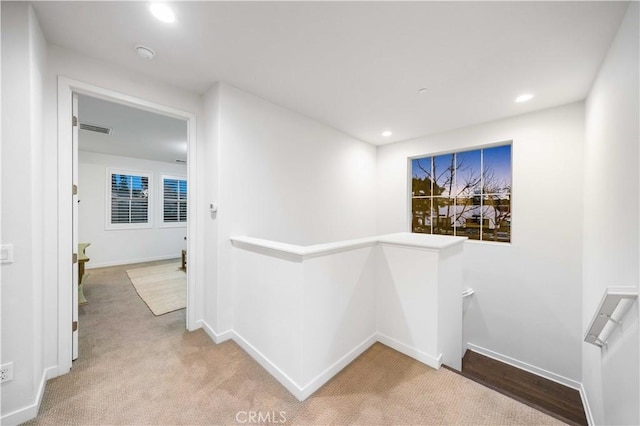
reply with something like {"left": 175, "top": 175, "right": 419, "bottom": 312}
{"left": 411, "top": 144, "right": 512, "bottom": 242}
{"left": 107, "top": 170, "right": 152, "bottom": 229}
{"left": 161, "top": 175, "right": 187, "bottom": 226}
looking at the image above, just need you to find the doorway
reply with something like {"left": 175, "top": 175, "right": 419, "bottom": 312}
{"left": 75, "top": 93, "right": 190, "bottom": 357}
{"left": 57, "top": 78, "right": 198, "bottom": 373}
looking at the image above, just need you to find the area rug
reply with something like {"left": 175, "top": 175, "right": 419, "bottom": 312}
{"left": 126, "top": 262, "right": 186, "bottom": 316}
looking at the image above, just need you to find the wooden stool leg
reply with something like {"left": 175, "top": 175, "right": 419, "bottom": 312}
{"left": 181, "top": 250, "right": 186, "bottom": 271}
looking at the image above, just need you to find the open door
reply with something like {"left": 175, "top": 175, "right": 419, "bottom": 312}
{"left": 72, "top": 92, "right": 79, "bottom": 360}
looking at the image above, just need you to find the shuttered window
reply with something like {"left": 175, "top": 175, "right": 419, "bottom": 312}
{"left": 106, "top": 170, "right": 153, "bottom": 229}
{"left": 161, "top": 175, "right": 187, "bottom": 226}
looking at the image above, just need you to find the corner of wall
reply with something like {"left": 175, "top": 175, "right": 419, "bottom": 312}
{"left": 582, "top": 2, "right": 640, "bottom": 424}
{"left": 1, "top": 1, "right": 50, "bottom": 422}
{"left": 201, "top": 82, "right": 222, "bottom": 331}
{"left": 0, "top": 367, "right": 55, "bottom": 426}
{"left": 579, "top": 382, "right": 596, "bottom": 426}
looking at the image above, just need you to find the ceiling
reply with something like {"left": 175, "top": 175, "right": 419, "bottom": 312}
{"left": 78, "top": 94, "right": 187, "bottom": 163}
{"left": 34, "top": 1, "right": 628, "bottom": 145}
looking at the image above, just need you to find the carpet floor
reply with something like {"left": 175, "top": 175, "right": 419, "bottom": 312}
{"left": 28, "top": 260, "right": 564, "bottom": 425}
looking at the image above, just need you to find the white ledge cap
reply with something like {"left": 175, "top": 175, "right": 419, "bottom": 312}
{"left": 377, "top": 232, "right": 467, "bottom": 249}
{"left": 230, "top": 232, "right": 466, "bottom": 261}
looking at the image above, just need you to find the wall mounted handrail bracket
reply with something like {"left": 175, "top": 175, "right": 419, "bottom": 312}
{"left": 462, "top": 288, "right": 475, "bottom": 298}
{"left": 584, "top": 287, "right": 638, "bottom": 347}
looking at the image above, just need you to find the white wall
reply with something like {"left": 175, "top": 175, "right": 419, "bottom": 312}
{"left": 42, "top": 45, "right": 205, "bottom": 381}
{"left": 218, "top": 84, "right": 377, "bottom": 246}
{"left": 204, "top": 83, "right": 378, "bottom": 335}
{"left": 233, "top": 249, "right": 305, "bottom": 388}
{"left": 78, "top": 151, "right": 187, "bottom": 268}
{"left": 377, "top": 102, "right": 585, "bottom": 386}
{"left": 200, "top": 84, "right": 220, "bottom": 334}
{"left": 302, "top": 247, "right": 377, "bottom": 385}
{"left": 5, "top": 3, "right": 635, "bottom": 422}
{"left": 376, "top": 242, "right": 463, "bottom": 370}
{"left": 583, "top": 3, "right": 639, "bottom": 425}
{"left": 229, "top": 233, "right": 464, "bottom": 400}
{"left": 231, "top": 244, "right": 379, "bottom": 400}
{"left": 1, "top": 2, "right": 48, "bottom": 423}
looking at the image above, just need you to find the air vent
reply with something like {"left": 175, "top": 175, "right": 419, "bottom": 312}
{"left": 79, "top": 122, "right": 112, "bottom": 135}
{"left": 175, "top": 159, "right": 187, "bottom": 164}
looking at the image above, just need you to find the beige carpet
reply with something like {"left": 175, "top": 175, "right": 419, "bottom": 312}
{"left": 28, "top": 260, "right": 564, "bottom": 425}
{"left": 126, "top": 262, "right": 186, "bottom": 315}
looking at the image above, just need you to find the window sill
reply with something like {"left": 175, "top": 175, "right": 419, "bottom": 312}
{"left": 159, "top": 222, "right": 187, "bottom": 229}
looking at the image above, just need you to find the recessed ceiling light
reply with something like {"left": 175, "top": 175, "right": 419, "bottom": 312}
{"left": 149, "top": 3, "right": 175, "bottom": 23}
{"left": 418, "top": 88, "right": 429, "bottom": 94}
{"left": 515, "top": 93, "right": 534, "bottom": 103}
{"left": 382, "top": 130, "right": 392, "bottom": 137}
{"left": 136, "top": 45, "right": 156, "bottom": 60}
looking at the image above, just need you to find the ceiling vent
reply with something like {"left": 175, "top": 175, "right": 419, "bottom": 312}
{"left": 79, "top": 122, "right": 113, "bottom": 135}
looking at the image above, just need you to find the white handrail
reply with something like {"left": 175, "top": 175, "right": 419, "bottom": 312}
{"left": 584, "top": 287, "right": 638, "bottom": 347}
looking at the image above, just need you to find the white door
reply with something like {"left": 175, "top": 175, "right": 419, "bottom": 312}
{"left": 72, "top": 92, "right": 79, "bottom": 360}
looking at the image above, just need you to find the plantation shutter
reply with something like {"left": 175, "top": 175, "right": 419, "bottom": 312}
{"left": 110, "top": 173, "right": 149, "bottom": 224}
{"left": 163, "top": 177, "right": 187, "bottom": 223}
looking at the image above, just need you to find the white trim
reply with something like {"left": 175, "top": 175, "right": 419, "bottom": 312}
{"left": 230, "top": 331, "right": 376, "bottom": 401}
{"left": 57, "top": 76, "right": 200, "bottom": 375}
{"left": 0, "top": 366, "right": 55, "bottom": 426}
{"left": 85, "top": 254, "right": 181, "bottom": 270}
{"left": 298, "top": 333, "right": 377, "bottom": 401}
{"left": 45, "top": 366, "right": 61, "bottom": 380}
{"left": 196, "top": 326, "right": 447, "bottom": 402}
{"left": 230, "top": 233, "right": 466, "bottom": 262}
{"left": 232, "top": 330, "right": 305, "bottom": 400}
{"left": 580, "top": 383, "right": 595, "bottom": 426}
{"left": 57, "top": 77, "right": 74, "bottom": 374}
{"left": 377, "top": 333, "right": 442, "bottom": 369}
{"left": 195, "top": 319, "right": 233, "bottom": 344}
{"left": 466, "top": 343, "right": 582, "bottom": 390}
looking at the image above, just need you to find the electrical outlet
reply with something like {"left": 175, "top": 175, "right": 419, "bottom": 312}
{"left": 0, "top": 362, "right": 14, "bottom": 383}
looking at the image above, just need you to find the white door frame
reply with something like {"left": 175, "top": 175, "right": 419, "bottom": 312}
{"left": 72, "top": 93, "right": 79, "bottom": 360}
{"left": 57, "top": 76, "right": 198, "bottom": 373}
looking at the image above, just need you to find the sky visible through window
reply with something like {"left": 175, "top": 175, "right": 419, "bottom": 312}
{"left": 412, "top": 145, "right": 511, "bottom": 189}
{"left": 411, "top": 144, "right": 512, "bottom": 242}
{"left": 113, "top": 174, "right": 147, "bottom": 191}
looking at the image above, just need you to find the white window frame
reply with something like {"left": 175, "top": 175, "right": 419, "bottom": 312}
{"left": 105, "top": 168, "right": 153, "bottom": 230}
{"left": 160, "top": 174, "right": 188, "bottom": 228}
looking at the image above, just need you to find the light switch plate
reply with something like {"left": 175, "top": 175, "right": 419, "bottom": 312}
{"left": 1, "top": 244, "right": 14, "bottom": 264}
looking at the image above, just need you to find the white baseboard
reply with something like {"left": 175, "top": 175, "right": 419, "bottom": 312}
{"left": 85, "top": 254, "right": 181, "bottom": 269}
{"left": 44, "top": 364, "right": 67, "bottom": 380}
{"left": 298, "top": 333, "right": 378, "bottom": 400}
{"left": 202, "top": 326, "right": 445, "bottom": 401}
{"left": 377, "top": 333, "right": 442, "bottom": 369}
{"left": 579, "top": 383, "right": 594, "bottom": 426}
{"left": 232, "top": 330, "right": 305, "bottom": 400}
{"left": 0, "top": 366, "right": 55, "bottom": 426}
{"left": 232, "top": 331, "right": 378, "bottom": 401}
{"left": 195, "top": 319, "right": 233, "bottom": 344}
{"left": 466, "top": 343, "right": 581, "bottom": 390}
